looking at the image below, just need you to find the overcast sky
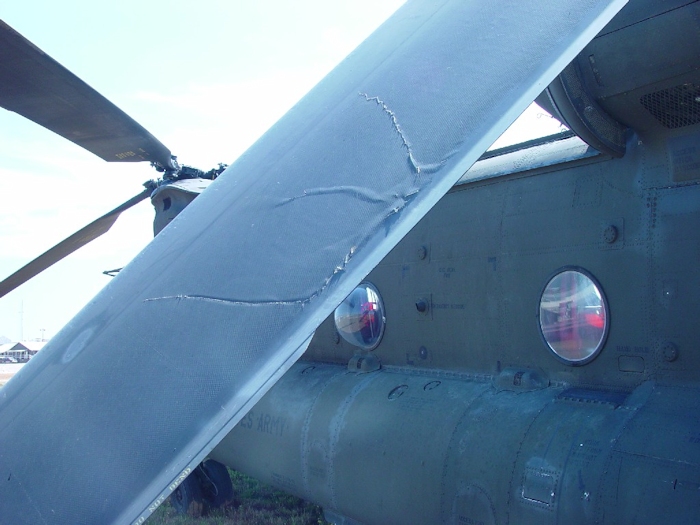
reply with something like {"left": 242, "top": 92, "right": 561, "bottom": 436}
{"left": 0, "top": 0, "right": 563, "bottom": 342}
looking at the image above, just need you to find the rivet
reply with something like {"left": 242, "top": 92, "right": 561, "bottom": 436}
{"left": 603, "top": 225, "right": 618, "bottom": 244}
{"left": 662, "top": 342, "right": 679, "bottom": 362}
{"left": 415, "top": 299, "right": 429, "bottom": 313}
{"left": 419, "top": 346, "right": 428, "bottom": 360}
{"left": 417, "top": 246, "right": 427, "bottom": 260}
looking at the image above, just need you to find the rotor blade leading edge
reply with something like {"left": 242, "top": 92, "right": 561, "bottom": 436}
{"left": 0, "top": 1, "right": 627, "bottom": 524}
{"left": 0, "top": 188, "right": 151, "bottom": 299}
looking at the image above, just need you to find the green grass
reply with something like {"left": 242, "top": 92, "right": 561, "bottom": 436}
{"left": 148, "top": 470, "right": 328, "bottom": 525}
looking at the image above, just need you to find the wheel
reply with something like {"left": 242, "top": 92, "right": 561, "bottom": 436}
{"left": 199, "top": 459, "right": 235, "bottom": 511}
{"left": 170, "top": 471, "right": 204, "bottom": 517}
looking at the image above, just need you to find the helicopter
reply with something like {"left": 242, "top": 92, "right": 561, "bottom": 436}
{"left": 2, "top": 0, "right": 700, "bottom": 524}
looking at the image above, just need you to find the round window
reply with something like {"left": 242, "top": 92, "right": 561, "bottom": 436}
{"left": 539, "top": 269, "right": 608, "bottom": 365}
{"left": 334, "top": 282, "right": 386, "bottom": 350}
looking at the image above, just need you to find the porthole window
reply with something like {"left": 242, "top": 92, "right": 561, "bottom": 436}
{"left": 334, "top": 282, "right": 386, "bottom": 350}
{"left": 539, "top": 269, "right": 608, "bottom": 365}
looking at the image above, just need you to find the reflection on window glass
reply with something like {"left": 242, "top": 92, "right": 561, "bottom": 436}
{"left": 539, "top": 270, "right": 607, "bottom": 364}
{"left": 334, "top": 282, "right": 386, "bottom": 350}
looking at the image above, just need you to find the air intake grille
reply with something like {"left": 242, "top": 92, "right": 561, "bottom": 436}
{"left": 640, "top": 83, "right": 700, "bottom": 129}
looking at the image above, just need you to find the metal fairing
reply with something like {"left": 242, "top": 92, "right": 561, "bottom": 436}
{"left": 0, "top": 1, "right": 626, "bottom": 523}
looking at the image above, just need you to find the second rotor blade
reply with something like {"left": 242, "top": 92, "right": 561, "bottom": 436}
{"left": 0, "top": 188, "right": 151, "bottom": 298}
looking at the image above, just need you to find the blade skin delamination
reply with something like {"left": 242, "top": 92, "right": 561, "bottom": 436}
{"left": 0, "top": 1, "right": 626, "bottom": 523}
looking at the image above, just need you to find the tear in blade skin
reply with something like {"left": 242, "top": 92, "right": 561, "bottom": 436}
{"left": 0, "top": 1, "right": 627, "bottom": 523}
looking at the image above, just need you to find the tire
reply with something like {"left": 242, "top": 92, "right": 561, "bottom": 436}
{"left": 170, "top": 471, "right": 204, "bottom": 517}
{"left": 199, "top": 459, "right": 235, "bottom": 511}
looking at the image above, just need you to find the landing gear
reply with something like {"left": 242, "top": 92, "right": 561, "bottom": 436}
{"left": 170, "top": 459, "right": 234, "bottom": 517}
{"left": 199, "top": 459, "right": 235, "bottom": 510}
{"left": 171, "top": 472, "right": 204, "bottom": 517}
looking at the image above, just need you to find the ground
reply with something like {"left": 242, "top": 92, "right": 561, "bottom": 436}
{"left": 0, "top": 362, "right": 23, "bottom": 386}
{"left": 149, "top": 470, "right": 327, "bottom": 525}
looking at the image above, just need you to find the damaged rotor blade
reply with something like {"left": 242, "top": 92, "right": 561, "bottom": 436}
{"left": 0, "top": 1, "right": 627, "bottom": 524}
{"left": 0, "top": 20, "right": 175, "bottom": 169}
{"left": 0, "top": 188, "right": 151, "bottom": 298}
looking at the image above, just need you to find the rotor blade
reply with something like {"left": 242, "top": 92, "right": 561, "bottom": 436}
{"left": 0, "top": 1, "right": 626, "bottom": 524}
{"left": 0, "top": 20, "right": 175, "bottom": 169}
{"left": 0, "top": 188, "right": 150, "bottom": 298}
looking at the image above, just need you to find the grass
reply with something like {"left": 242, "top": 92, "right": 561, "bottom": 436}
{"left": 148, "top": 470, "right": 328, "bottom": 525}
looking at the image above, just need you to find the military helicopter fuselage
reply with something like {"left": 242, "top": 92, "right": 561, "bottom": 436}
{"left": 207, "top": 2, "right": 700, "bottom": 523}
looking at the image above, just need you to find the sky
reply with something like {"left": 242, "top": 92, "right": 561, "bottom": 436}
{"left": 0, "top": 1, "right": 564, "bottom": 342}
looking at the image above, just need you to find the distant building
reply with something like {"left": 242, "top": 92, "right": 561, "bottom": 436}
{"left": 0, "top": 340, "right": 46, "bottom": 362}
